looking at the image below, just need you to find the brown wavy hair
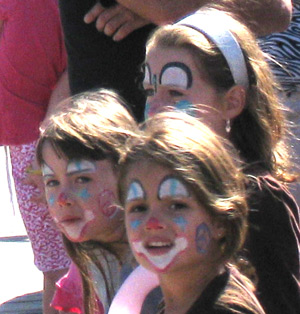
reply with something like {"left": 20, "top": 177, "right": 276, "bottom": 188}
{"left": 36, "top": 89, "right": 138, "bottom": 314}
{"left": 145, "top": 8, "right": 295, "bottom": 183}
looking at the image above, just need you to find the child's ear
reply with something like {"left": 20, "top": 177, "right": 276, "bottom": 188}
{"left": 223, "top": 85, "right": 246, "bottom": 119}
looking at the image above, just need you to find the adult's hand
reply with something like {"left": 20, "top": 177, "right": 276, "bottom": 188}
{"left": 84, "top": 2, "right": 151, "bottom": 41}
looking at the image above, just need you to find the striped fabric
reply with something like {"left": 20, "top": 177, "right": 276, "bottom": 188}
{"left": 259, "top": 0, "right": 300, "bottom": 94}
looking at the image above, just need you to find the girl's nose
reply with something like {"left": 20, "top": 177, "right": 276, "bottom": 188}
{"left": 145, "top": 217, "right": 165, "bottom": 230}
{"left": 57, "top": 192, "right": 72, "bottom": 207}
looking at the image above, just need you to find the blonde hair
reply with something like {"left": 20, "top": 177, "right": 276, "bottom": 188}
{"left": 119, "top": 111, "right": 248, "bottom": 261}
{"left": 36, "top": 89, "right": 138, "bottom": 314}
{"left": 146, "top": 8, "right": 294, "bottom": 182}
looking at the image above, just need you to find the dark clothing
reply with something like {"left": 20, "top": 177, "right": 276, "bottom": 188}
{"left": 157, "top": 268, "right": 264, "bottom": 314}
{"left": 58, "top": 0, "right": 155, "bottom": 121}
{"left": 244, "top": 175, "right": 300, "bottom": 314}
{"left": 187, "top": 269, "right": 261, "bottom": 314}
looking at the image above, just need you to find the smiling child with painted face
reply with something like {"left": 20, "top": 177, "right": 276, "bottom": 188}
{"left": 141, "top": 9, "right": 300, "bottom": 314}
{"left": 36, "top": 89, "right": 138, "bottom": 314}
{"left": 118, "top": 112, "right": 265, "bottom": 314}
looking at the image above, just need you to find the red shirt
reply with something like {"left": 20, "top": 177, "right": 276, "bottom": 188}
{"left": 0, "top": 0, "right": 67, "bottom": 144}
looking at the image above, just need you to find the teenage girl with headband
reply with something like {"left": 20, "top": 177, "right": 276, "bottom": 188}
{"left": 110, "top": 8, "right": 300, "bottom": 314}
{"left": 119, "top": 112, "right": 265, "bottom": 314}
{"left": 36, "top": 89, "right": 155, "bottom": 314}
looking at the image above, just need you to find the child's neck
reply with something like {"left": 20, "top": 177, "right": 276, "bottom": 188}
{"left": 160, "top": 263, "right": 225, "bottom": 314}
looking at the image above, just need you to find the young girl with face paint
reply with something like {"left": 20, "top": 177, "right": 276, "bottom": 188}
{"left": 119, "top": 112, "right": 265, "bottom": 314}
{"left": 141, "top": 9, "right": 300, "bottom": 313}
{"left": 36, "top": 89, "right": 139, "bottom": 314}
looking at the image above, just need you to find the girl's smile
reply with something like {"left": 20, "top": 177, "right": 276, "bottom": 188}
{"left": 124, "top": 160, "right": 224, "bottom": 274}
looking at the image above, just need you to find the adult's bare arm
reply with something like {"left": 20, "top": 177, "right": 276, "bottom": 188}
{"left": 44, "top": 69, "right": 70, "bottom": 120}
{"left": 84, "top": 2, "right": 150, "bottom": 41}
{"left": 116, "top": 0, "right": 293, "bottom": 35}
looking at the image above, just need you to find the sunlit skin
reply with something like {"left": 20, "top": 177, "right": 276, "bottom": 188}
{"left": 124, "top": 161, "right": 224, "bottom": 277}
{"left": 144, "top": 46, "right": 228, "bottom": 137}
{"left": 41, "top": 142, "right": 124, "bottom": 243}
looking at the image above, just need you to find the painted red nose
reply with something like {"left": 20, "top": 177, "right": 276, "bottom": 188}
{"left": 146, "top": 217, "right": 163, "bottom": 230}
{"left": 58, "top": 193, "right": 68, "bottom": 206}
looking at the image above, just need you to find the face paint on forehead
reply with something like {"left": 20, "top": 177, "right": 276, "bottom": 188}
{"left": 67, "top": 159, "right": 96, "bottom": 174}
{"left": 158, "top": 176, "right": 190, "bottom": 200}
{"left": 160, "top": 62, "right": 193, "bottom": 89}
{"left": 126, "top": 180, "right": 146, "bottom": 202}
{"left": 42, "top": 163, "right": 54, "bottom": 176}
{"left": 144, "top": 63, "right": 151, "bottom": 85}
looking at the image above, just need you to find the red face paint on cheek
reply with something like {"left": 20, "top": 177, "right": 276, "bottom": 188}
{"left": 98, "top": 189, "right": 119, "bottom": 218}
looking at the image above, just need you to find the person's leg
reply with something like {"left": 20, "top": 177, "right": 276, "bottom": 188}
{"left": 9, "top": 142, "right": 71, "bottom": 314}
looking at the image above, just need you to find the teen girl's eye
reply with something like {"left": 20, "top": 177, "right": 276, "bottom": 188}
{"left": 142, "top": 84, "right": 155, "bottom": 97}
{"left": 169, "top": 89, "right": 184, "bottom": 97}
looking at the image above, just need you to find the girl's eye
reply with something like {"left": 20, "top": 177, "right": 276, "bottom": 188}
{"left": 169, "top": 90, "right": 184, "bottom": 97}
{"left": 127, "top": 204, "right": 148, "bottom": 213}
{"left": 45, "top": 179, "right": 59, "bottom": 188}
{"left": 76, "top": 176, "right": 91, "bottom": 184}
{"left": 170, "top": 202, "right": 188, "bottom": 211}
{"left": 143, "top": 87, "right": 155, "bottom": 97}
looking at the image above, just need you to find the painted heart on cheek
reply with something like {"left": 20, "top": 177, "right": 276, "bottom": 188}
{"left": 98, "top": 189, "right": 119, "bottom": 218}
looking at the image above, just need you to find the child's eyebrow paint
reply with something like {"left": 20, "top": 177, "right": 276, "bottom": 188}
{"left": 196, "top": 223, "right": 211, "bottom": 254}
{"left": 67, "top": 159, "right": 96, "bottom": 174}
{"left": 42, "top": 163, "right": 54, "bottom": 176}
{"left": 126, "top": 180, "right": 145, "bottom": 202}
{"left": 158, "top": 176, "right": 189, "bottom": 199}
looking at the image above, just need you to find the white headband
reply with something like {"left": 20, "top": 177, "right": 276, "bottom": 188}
{"left": 175, "top": 11, "right": 249, "bottom": 89}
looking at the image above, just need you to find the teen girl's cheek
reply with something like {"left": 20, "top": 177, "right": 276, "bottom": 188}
{"left": 195, "top": 223, "right": 212, "bottom": 254}
{"left": 174, "top": 100, "right": 196, "bottom": 117}
{"left": 98, "top": 189, "right": 120, "bottom": 219}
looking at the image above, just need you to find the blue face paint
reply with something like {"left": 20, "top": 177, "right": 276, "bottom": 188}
{"left": 126, "top": 181, "right": 145, "bottom": 202}
{"left": 77, "top": 188, "right": 91, "bottom": 200}
{"left": 158, "top": 176, "right": 189, "bottom": 199}
{"left": 173, "top": 216, "right": 188, "bottom": 232}
{"left": 130, "top": 219, "right": 142, "bottom": 230}
{"left": 48, "top": 194, "right": 55, "bottom": 207}
{"left": 195, "top": 223, "right": 211, "bottom": 254}
{"left": 175, "top": 100, "right": 196, "bottom": 117}
{"left": 144, "top": 102, "right": 150, "bottom": 120}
